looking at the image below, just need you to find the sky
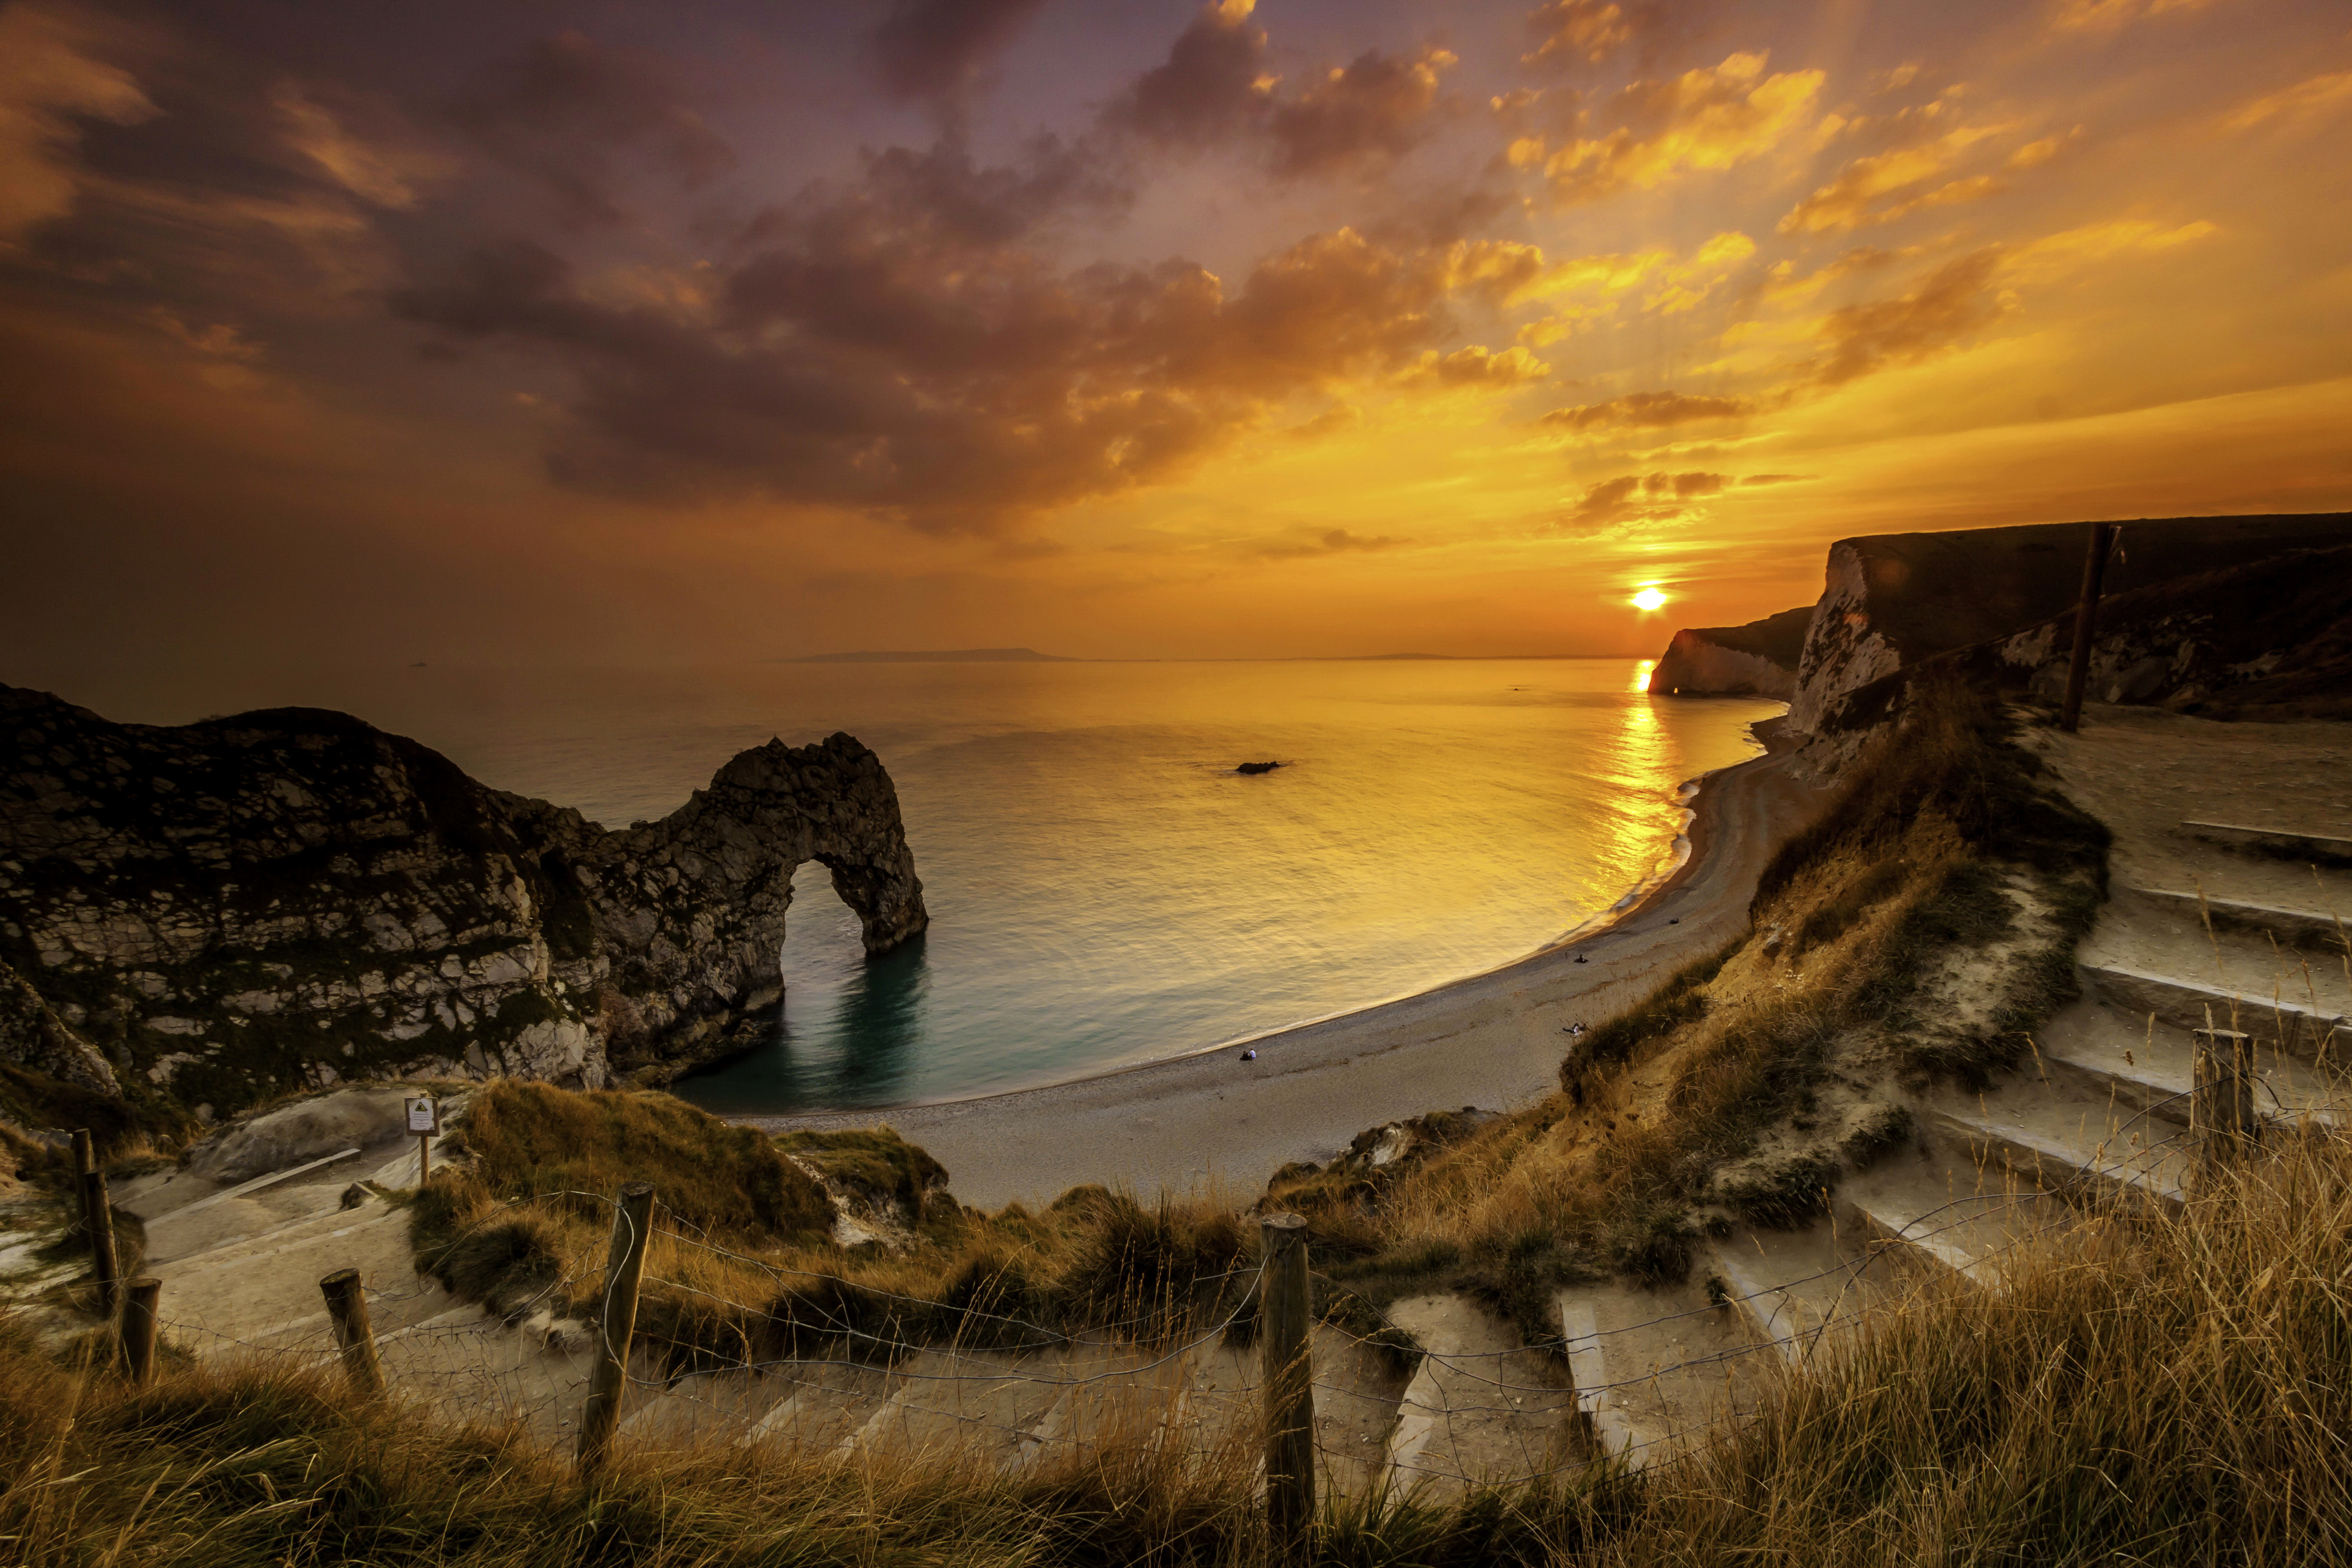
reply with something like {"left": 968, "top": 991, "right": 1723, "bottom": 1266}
{"left": 2, "top": 0, "right": 2349, "bottom": 676}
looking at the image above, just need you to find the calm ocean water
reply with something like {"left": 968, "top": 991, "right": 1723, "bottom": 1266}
{"left": 124, "top": 659, "right": 1777, "bottom": 1112}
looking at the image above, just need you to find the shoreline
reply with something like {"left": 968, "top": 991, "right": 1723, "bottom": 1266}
{"left": 739, "top": 715, "right": 1823, "bottom": 1209}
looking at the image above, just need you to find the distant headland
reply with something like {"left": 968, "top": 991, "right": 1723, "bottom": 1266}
{"left": 779, "top": 648, "right": 1080, "bottom": 664}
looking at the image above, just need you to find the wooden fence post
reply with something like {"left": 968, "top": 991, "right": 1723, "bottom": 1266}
{"left": 1259, "top": 1211, "right": 1315, "bottom": 1561}
{"left": 576, "top": 1182, "right": 657, "bottom": 1477}
{"left": 2192, "top": 1026, "right": 2259, "bottom": 1178}
{"left": 123, "top": 1277, "right": 161, "bottom": 1385}
{"left": 2059, "top": 521, "right": 2119, "bottom": 734}
{"left": 320, "top": 1268, "right": 386, "bottom": 1396}
{"left": 71, "top": 1130, "right": 121, "bottom": 1317}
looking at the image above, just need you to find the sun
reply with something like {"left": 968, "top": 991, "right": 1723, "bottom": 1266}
{"left": 1630, "top": 585, "right": 1668, "bottom": 612}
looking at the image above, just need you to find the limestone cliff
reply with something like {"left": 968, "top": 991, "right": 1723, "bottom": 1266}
{"left": 1784, "top": 513, "right": 2352, "bottom": 734}
{"left": 1647, "top": 606, "right": 1812, "bottom": 698}
{"left": 1868, "top": 543, "right": 2352, "bottom": 727}
{"left": 0, "top": 686, "right": 927, "bottom": 1119}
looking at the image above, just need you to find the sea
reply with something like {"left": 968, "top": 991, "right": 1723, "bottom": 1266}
{"left": 85, "top": 659, "right": 1781, "bottom": 1113}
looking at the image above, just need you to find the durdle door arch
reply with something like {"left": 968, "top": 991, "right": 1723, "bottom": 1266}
{"left": 0, "top": 687, "right": 928, "bottom": 1107}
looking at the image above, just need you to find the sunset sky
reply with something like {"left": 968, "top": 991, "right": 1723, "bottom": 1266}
{"left": 3, "top": 0, "right": 2348, "bottom": 674}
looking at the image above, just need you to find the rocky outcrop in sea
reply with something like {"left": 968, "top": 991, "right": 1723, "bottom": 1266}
{"left": 0, "top": 686, "right": 926, "bottom": 1121}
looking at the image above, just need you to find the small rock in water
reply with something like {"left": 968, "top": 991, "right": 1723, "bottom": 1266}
{"left": 1235, "top": 760, "right": 1281, "bottom": 775}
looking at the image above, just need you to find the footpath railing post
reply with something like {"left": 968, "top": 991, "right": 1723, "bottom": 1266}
{"left": 2192, "top": 1026, "right": 2260, "bottom": 1180}
{"left": 320, "top": 1268, "right": 386, "bottom": 1396}
{"left": 71, "top": 1130, "right": 121, "bottom": 1317}
{"left": 123, "top": 1277, "right": 161, "bottom": 1385}
{"left": 577, "top": 1182, "right": 656, "bottom": 1477}
{"left": 2059, "top": 521, "right": 2118, "bottom": 734}
{"left": 1259, "top": 1211, "right": 1315, "bottom": 1561}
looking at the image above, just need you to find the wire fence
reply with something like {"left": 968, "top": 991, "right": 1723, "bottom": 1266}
{"left": 124, "top": 1052, "right": 2339, "bottom": 1498}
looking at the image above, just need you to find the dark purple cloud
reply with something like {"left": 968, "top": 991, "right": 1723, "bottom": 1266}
{"left": 392, "top": 194, "right": 1476, "bottom": 530}
{"left": 1268, "top": 45, "right": 1457, "bottom": 178}
{"left": 447, "top": 31, "right": 735, "bottom": 227}
{"left": 1100, "top": 1, "right": 1271, "bottom": 147}
{"left": 867, "top": 0, "right": 1049, "bottom": 103}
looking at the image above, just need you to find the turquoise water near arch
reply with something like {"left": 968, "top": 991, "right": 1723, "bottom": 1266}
{"left": 171, "top": 658, "right": 1777, "bottom": 1112}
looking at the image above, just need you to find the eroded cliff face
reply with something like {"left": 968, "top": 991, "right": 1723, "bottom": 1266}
{"left": 0, "top": 687, "right": 926, "bottom": 1119}
{"left": 1648, "top": 606, "right": 1812, "bottom": 699}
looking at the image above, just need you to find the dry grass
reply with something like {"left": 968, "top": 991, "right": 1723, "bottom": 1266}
{"left": 11, "top": 1129, "right": 2352, "bottom": 1565}
{"left": 1621, "top": 1127, "right": 2352, "bottom": 1564}
{"left": 410, "top": 1084, "right": 1258, "bottom": 1373}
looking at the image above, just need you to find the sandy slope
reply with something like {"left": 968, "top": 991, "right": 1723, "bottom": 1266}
{"left": 742, "top": 727, "right": 1828, "bottom": 1210}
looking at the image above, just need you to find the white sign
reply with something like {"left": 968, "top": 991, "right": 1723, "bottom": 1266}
{"left": 404, "top": 1095, "right": 439, "bottom": 1135}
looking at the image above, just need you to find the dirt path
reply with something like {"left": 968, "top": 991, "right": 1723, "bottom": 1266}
{"left": 743, "top": 736, "right": 1828, "bottom": 1210}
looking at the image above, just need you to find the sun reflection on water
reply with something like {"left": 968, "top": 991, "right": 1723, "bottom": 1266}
{"left": 1631, "top": 659, "right": 1655, "bottom": 693}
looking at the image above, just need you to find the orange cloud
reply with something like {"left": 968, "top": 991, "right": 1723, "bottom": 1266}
{"left": 1558, "top": 469, "right": 1721, "bottom": 536}
{"left": 2223, "top": 71, "right": 2352, "bottom": 132}
{"left": 271, "top": 83, "right": 451, "bottom": 211}
{"left": 1777, "top": 123, "right": 2010, "bottom": 234}
{"left": 2047, "top": 0, "right": 2215, "bottom": 33}
{"left": 1522, "top": 0, "right": 1634, "bottom": 67}
{"left": 1541, "top": 390, "right": 1754, "bottom": 429}
{"left": 1253, "top": 525, "right": 1410, "bottom": 558}
{"left": 1399, "top": 344, "right": 1551, "bottom": 388}
{"left": 1812, "top": 246, "right": 2008, "bottom": 384}
{"left": 1511, "top": 230, "right": 1758, "bottom": 341}
{"left": 1507, "top": 52, "right": 1824, "bottom": 205}
{"left": 2003, "top": 218, "right": 2215, "bottom": 283}
{"left": 0, "top": 3, "right": 157, "bottom": 240}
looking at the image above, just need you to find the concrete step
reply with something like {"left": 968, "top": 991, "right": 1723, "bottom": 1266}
{"left": 2078, "top": 904, "right": 2352, "bottom": 1023}
{"left": 1008, "top": 1343, "right": 1176, "bottom": 1469}
{"left": 737, "top": 1359, "right": 894, "bottom": 1453}
{"left": 2118, "top": 885, "right": 2352, "bottom": 955}
{"left": 2079, "top": 963, "right": 2349, "bottom": 1063}
{"left": 162, "top": 1200, "right": 405, "bottom": 1282}
{"left": 1704, "top": 1230, "right": 1876, "bottom": 1363}
{"left": 615, "top": 1362, "right": 792, "bottom": 1449}
{"left": 1555, "top": 1278, "right": 1768, "bottom": 1472}
{"left": 1833, "top": 1102, "right": 2115, "bottom": 1290}
{"left": 376, "top": 1310, "right": 594, "bottom": 1446}
{"left": 151, "top": 1199, "right": 426, "bottom": 1352}
{"left": 835, "top": 1347, "right": 1070, "bottom": 1469}
{"left": 2036, "top": 996, "right": 2344, "bottom": 1130}
{"left": 1840, "top": 1187, "right": 2037, "bottom": 1289}
{"left": 1383, "top": 1294, "right": 1576, "bottom": 1495}
{"left": 505, "top": 1323, "right": 1401, "bottom": 1486}
{"left": 1305, "top": 1322, "right": 1415, "bottom": 1499}
{"left": 1147, "top": 1338, "right": 1260, "bottom": 1468}
{"left": 2185, "top": 820, "right": 2352, "bottom": 867}
{"left": 136, "top": 1186, "right": 361, "bottom": 1270}
{"left": 1556, "top": 1296, "right": 1653, "bottom": 1464}
{"left": 1922, "top": 1098, "right": 2188, "bottom": 1214}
